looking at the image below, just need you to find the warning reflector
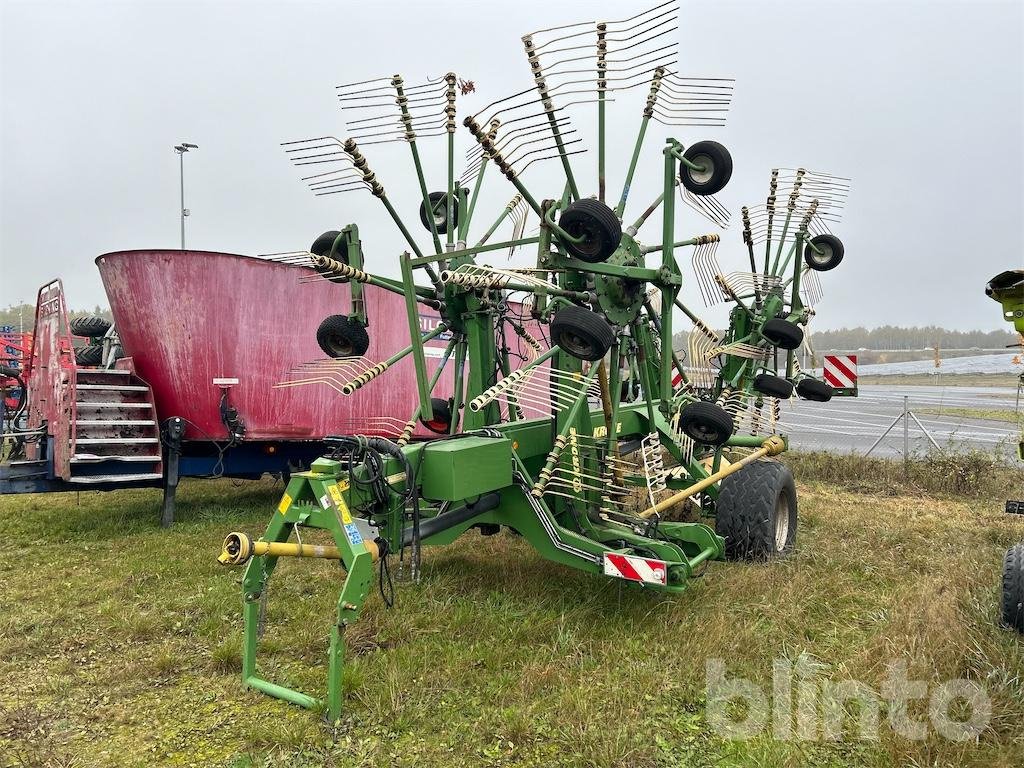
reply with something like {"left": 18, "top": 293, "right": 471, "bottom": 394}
{"left": 603, "top": 553, "right": 669, "bottom": 585}
{"left": 823, "top": 355, "right": 858, "bottom": 395}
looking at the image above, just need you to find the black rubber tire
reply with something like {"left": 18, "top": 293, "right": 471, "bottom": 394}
{"left": 558, "top": 199, "right": 622, "bottom": 263}
{"left": 419, "top": 191, "right": 462, "bottom": 235}
{"left": 74, "top": 345, "right": 103, "bottom": 366}
{"left": 803, "top": 234, "right": 845, "bottom": 272}
{"left": 315, "top": 315, "right": 370, "bottom": 358}
{"left": 796, "top": 378, "right": 833, "bottom": 402}
{"left": 421, "top": 398, "right": 453, "bottom": 434}
{"left": 679, "top": 140, "right": 733, "bottom": 196}
{"left": 715, "top": 459, "right": 797, "bottom": 560}
{"left": 310, "top": 230, "right": 349, "bottom": 284}
{"left": 678, "top": 401, "right": 734, "bottom": 446}
{"left": 550, "top": 306, "right": 615, "bottom": 362}
{"left": 753, "top": 373, "right": 794, "bottom": 399}
{"left": 1001, "top": 544, "right": 1024, "bottom": 633}
{"left": 762, "top": 318, "right": 804, "bottom": 350}
{"left": 70, "top": 315, "right": 111, "bottom": 338}
{"left": 310, "top": 230, "right": 342, "bottom": 257}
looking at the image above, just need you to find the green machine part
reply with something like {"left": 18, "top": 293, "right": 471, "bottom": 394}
{"left": 419, "top": 436, "right": 511, "bottom": 501}
{"left": 219, "top": 3, "right": 854, "bottom": 721}
{"left": 987, "top": 270, "right": 1024, "bottom": 335}
{"left": 985, "top": 269, "right": 1024, "bottom": 459}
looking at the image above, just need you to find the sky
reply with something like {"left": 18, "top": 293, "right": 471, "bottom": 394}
{"left": 1, "top": 0, "right": 1021, "bottom": 332}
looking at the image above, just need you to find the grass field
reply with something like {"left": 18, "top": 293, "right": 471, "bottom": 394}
{"left": 1, "top": 465, "right": 1023, "bottom": 768}
{"left": 916, "top": 407, "right": 1021, "bottom": 425}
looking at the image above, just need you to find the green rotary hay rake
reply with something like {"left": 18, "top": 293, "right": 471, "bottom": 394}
{"left": 218, "top": 0, "right": 851, "bottom": 719}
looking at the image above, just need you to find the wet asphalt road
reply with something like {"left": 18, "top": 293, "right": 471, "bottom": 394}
{"left": 777, "top": 385, "right": 1021, "bottom": 457}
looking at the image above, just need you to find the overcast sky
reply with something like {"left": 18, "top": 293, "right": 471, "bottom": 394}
{"left": 1, "top": 0, "right": 1021, "bottom": 332}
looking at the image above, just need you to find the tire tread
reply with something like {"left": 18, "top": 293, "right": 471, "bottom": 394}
{"left": 1002, "top": 543, "right": 1024, "bottom": 633}
{"left": 715, "top": 459, "right": 796, "bottom": 560}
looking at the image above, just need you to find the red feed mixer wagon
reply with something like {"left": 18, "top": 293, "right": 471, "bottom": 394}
{"left": 1, "top": 247, "right": 533, "bottom": 525}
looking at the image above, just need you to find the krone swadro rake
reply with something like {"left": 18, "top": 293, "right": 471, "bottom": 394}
{"left": 218, "top": 0, "right": 851, "bottom": 719}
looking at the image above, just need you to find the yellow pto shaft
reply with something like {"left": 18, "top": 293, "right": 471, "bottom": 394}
{"left": 217, "top": 532, "right": 379, "bottom": 566}
{"left": 639, "top": 435, "right": 786, "bottom": 519}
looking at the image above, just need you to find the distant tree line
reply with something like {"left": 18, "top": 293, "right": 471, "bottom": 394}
{"left": 805, "top": 325, "right": 1017, "bottom": 350}
{"left": 0, "top": 303, "right": 112, "bottom": 333}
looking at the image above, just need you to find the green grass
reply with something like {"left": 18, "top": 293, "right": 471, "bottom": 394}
{"left": 1, "top": 473, "right": 1023, "bottom": 767}
{"left": 915, "top": 406, "right": 1021, "bottom": 425}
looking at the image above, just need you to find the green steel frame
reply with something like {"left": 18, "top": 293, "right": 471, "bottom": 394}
{"left": 220, "top": 31, "right": 843, "bottom": 721}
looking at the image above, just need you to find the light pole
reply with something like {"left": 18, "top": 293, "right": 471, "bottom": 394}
{"left": 173, "top": 142, "right": 199, "bottom": 249}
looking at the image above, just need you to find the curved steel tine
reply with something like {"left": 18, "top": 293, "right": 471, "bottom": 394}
{"left": 602, "top": 0, "right": 677, "bottom": 27}
{"left": 335, "top": 75, "right": 393, "bottom": 89}
{"left": 304, "top": 168, "right": 362, "bottom": 183}
{"left": 281, "top": 136, "right": 345, "bottom": 148}
{"left": 524, "top": 17, "right": 595, "bottom": 48}
{"left": 679, "top": 187, "right": 731, "bottom": 230}
{"left": 504, "top": 131, "right": 581, "bottom": 169}
{"left": 515, "top": 147, "right": 587, "bottom": 176}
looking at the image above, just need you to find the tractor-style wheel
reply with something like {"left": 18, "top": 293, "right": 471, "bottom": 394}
{"left": 70, "top": 315, "right": 111, "bottom": 338}
{"left": 715, "top": 459, "right": 797, "bottom": 560}
{"left": 679, "top": 140, "right": 733, "bottom": 196}
{"left": 310, "top": 230, "right": 341, "bottom": 257}
{"left": 753, "top": 373, "right": 794, "bottom": 399}
{"left": 804, "top": 234, "right": 845, "bottom": 272}
{"left": 421, "top": 398, "right": 453, "bottom": 434}
{"left": 558, "top": 199, "right": 622, "bottom": 263}
{"left": 310, "top": 230, "right": 349, "bottom": 283}
{"left": 1001, "top": 543, "right": 1024, "bottom": 633}
{"left": 316, "top": 315, "right": 369, "bottom": 359}
{"left": 74, "top": 345, "right": 103, "bottom": 366}
{"left": 796, "top": 378, "right": 833, "bottom": 402}
{"left": 419, "top": 191, "right": 463, "bottom": 235}
{"left": 762, "top": 318, "right": 804, "bottom": 350}
{"left": 678, "top": 401, "right": 734, "bottom": 446}
{"left": 550, "top": 305, "right": 615, "bottom": 362}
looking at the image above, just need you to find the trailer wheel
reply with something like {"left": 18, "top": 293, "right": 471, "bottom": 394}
{"left": 796, "top": 378, "right": 833, "bottom": 402}
{"left": 753, "top": 373, "right": 794, "bottom": 399}
{"left": 715, "top": 459, "right": 797, "bottom": 560}
{"left": 1001, "top": 543, "right": 1024, "bottom": 633}
{"left": 70, "top": 315, "right": 111, "bottom": 338}
{"left": 762, "top": 318, "right": 803, "bottom": 350}
{"left": 421, "top": 398, "right": 453, "bottom": 434}
{"left": 316, "top": 315, "right": 369, "bottom": 358}
{"left": 310, "top": 230, "right": 350, "bottom": 283}
{"left": 679, "top": 140, "right": 733, "bottom": 196}
{"left": 677, "top": 401, "right": 734, "bottom": 446}
{"left": 803, "top": 234, "right": 845, "bottom": 272}
{"left": 74, "top": 345, "right": 104, "bottom": 366}
{"left": 550, "top": 305, "right": 615, "bottom": 361}
{"left": 558, "top": 199, "right": 622, "bottom": 263}
{"left": 419, "top": 191, "right": 462, "bottom": 235}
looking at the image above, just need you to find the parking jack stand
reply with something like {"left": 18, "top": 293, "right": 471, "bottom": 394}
{"left": 161, "top": 417, "right": 185, "bottom": 528}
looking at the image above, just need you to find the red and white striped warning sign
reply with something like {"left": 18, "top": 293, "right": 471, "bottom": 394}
{"left": 603, "top": 553, "right": 669, "bottom": 585}
{"left": 823, "top": 355, "right": 857, "bottom": 389}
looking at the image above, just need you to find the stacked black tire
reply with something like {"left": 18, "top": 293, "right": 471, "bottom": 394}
{"left": 71, "top": 315, "right": 112, "bottom": 367}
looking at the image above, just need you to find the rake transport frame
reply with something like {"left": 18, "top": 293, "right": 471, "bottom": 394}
{"left": 219, "top": 0, "right": 849, "bottom": 719}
